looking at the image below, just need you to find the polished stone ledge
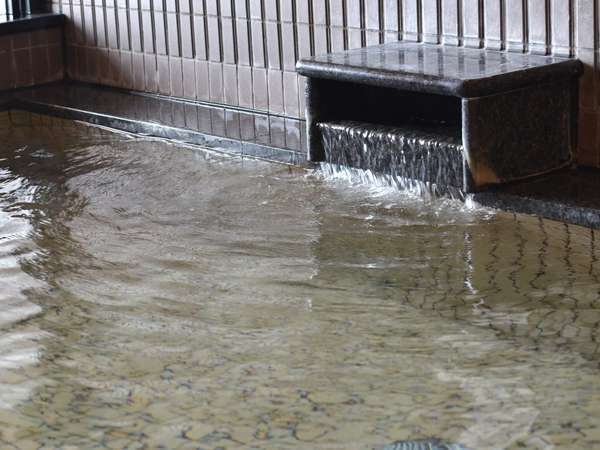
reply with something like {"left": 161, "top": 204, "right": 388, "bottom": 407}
{"left": 473, "top": 168, "right": 600, "bottom": 230}
{"left": 297, "top": 41, "right": 583, "bottom": 98}
{"left": 0, "top": 14, "right": 65, "bottom": 37}
{"left": 11, "top": 82, "right": 307, "bottom": 166}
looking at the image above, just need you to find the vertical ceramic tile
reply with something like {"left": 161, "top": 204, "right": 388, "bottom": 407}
{"left": 528, "top": 0, "right": 548, "bottom": 54}
{"left": 180, "top": 14, "right": 194, "bottom": 58}
{"left": 283, "top": 70, "right": 299, "bottom": 117}
{"left": 442, "top": 0, "right": 459, "bottom": 46}
{"left": 235, "top": 19, "right": 250, "bottom": 66}
{"left": 182, "top": 57, "right": 197, "bottom": 98}
{"left": 577, "top": 0, "right": 595, "bottom": 50}
{"left": 313, "top": 25, "right": 328, "bottom": 54}
{"left": 281, "top": 21, "right": 296, "bottom": 70}
{"left": 422, "top": 0, "right": 439, "bottom": 43}
{"left": 403, "top": 0, "right": 420, "bottom": 41}
{"left": 551, "top": 0, "right": 571, "bottom": 56}
{"left": 483, "top": 0, "right": 502, "bottom": 49}
{"left": 133, "top": 52, "right": 146, "bottom": 90}
{"left": 130, "top": 9, "right": 143, "bottom": 52}
{"left": 157, "top": 54, "right": 171, "bottom": 94}
{"left": 221, "top": 16, "right": 236, "bottom": 63}
{"left": 195, "top": 59, "right": 210, "bottom": 100}
{"left": 505, "top": 0, "right": 525, "bottom": 51}
{"left": 364, "top": 0, "right": 380, "bottom": 32}
{"left": 267, "top": 69, "right": 284, "bottom": 114}
{"left": 106, "top": 7, "right": 120, "bottom": 49}
{"left": 252, "top": 66, "right": 268, "bottom": 110}
{"left": 207, "top": 15, "right": 221, "bottom": 61}
{"left": 142, "top": 10, "right": 154, "bottom": 52}
{"left": 170, "top": 56, "right": 184, "bottom": 97}
{"left": 223, "top": 64, "right": 239, "bottom": 105}
{"left": 330, "top": 0, "right": 344, "bottom": 28}
{"left": 209, "top": 61, "right": 224, "bottom": 102}
{"left": 238, "top": 65, "right": 253, "bottom": 107}
{"left": 266, "top": 21, "right": 281, "bottom": 68}
{"left": 462, "top": 0, "right": 482, "bottom": 48}
{"left": 251, "top": 19, "right": 266, "bottom": 66}
{"left": 96, "top": 4, "right": 108, "bottom": 47}
{"left": 118, "top": 7, "right": 130, "bottom": 50}
{"left": 297, "top": 23, "right": 312, "bottom": 57}
{"left": 155, "top": 10, "right": 168, "bottom": 54}
{"left": 167, "top": 12, "right": 180, "bottom": 55}
{"left": 194, "top": 15, "right": 208, "bottom": 59}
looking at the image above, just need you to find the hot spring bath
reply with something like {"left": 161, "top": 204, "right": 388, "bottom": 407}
{"left": 1, "top": 112, "right": 600, "bottom": 449}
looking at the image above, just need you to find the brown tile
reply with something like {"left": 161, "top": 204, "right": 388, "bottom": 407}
{"left": 30, "top": 30, "right": 48, "bottom": 47}
{"left": 14, "top": 49, "right": 33, "bottom": 87}
{"left": 97, "top": 48, "right": 111, "bottom": 84}
{"left": 579, "top": 109, "right": 598, "bottom": 154}
{"left": 579, "top": 52, "right": 596, "bottom": 110}
{"left": 32, "top": 47, "right": 50, "bottom": 84}
{"left": 577, "top": 145, "right": 599, "bottom": 167}
{"left": 0, "top": 52, "right": 13, "bottom": 90}
{"left": 48, "top": 45, "right": 65, "bottom": 81}
{"left": 108, "top": 49, "right": 122, "bottom": 86}
{"left": 86, "top": 47, "right": 99, "bottom": 83}
{"left": 47, "top": 27, "right": 63, "bottom": 44}
{"left": 77, "top": 46, "right": 88, "bottom": 81}
{"left": 12, "top": 33, "right": 31, "bottom": 50}
{"left": 0, "top": 36, "right": 11, "bottom": 52}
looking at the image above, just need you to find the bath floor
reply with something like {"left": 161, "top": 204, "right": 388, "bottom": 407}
{"left": 1, "top": 112, "right": 600, "bottom": 449}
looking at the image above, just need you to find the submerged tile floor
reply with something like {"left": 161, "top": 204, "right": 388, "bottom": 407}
{"left": 2, "top": 112, "right": 600, "bottom": 448}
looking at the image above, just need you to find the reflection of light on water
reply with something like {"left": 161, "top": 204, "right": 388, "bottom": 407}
{"left": 0, "top": 168, "right": 48, "bottom": 412}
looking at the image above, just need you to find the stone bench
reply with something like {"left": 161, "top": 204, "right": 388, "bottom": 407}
{"left": 296, "top": 42, "right": 583, "bottom": 193}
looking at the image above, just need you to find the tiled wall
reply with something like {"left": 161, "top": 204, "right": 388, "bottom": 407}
{"left": 54, "top": 1, "right": 599, "bottom": 166}
{"left": 0, "top": 28, "right": 64, "bottom": 90}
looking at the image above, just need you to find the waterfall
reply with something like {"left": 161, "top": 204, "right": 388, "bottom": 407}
{"left": 317, "top": 120, "right": 466, "bottom": 199}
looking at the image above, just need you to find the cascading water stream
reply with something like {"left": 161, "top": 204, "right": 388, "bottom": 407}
{"left": 317, "top": 120, "right": 466, "bottom": 200}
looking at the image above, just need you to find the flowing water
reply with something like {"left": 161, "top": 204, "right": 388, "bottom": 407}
{"left": 1, "top": 111, "right": 600, "bottom": 449}
{"left": 318, "top": 120, "right": 465, "bottom": 199}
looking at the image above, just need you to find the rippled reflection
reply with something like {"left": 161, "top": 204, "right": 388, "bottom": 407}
{"left": 1, "top": 111, "right": 600, "bottom": 449}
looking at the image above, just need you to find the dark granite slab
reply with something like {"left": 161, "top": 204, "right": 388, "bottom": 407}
{"left": 473, "top": 168, "right": 600, "bottom": 229}
{"left": 10, "top": 82, "right": 306, "bottom": 165}
{"left": 297, "top": 42, "right": 583, "bottom": 97}
{"left": 0, "top": 14, "right": 65, "bottom": 36}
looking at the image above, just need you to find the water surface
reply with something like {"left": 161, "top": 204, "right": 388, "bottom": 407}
{"left": 1, "top": 112, "right": 600, "bottom": 449}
